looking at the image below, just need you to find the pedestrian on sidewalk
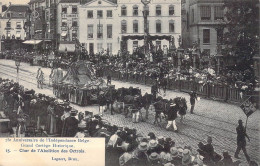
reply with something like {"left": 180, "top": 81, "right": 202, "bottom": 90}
{"left": 36, "top": 67, "right": 44, "bottom": 89}
{"left": 189, "top": 91, "right": 197, "bottom": 114}
{"left": 234, "top": 119, "right": 251, "bottom": 162}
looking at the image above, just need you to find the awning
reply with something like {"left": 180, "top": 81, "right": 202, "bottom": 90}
{"left": 59, "top": 43, "right": 75, "bottom": 52}
{"left": 61, "top": 31, "right": 67, "bottom": 37}
{"left": 22, "top": 40, "right": 42, "bottom": 45}
{"left": 122, "top": 35, "right": 171, "bottom": 41}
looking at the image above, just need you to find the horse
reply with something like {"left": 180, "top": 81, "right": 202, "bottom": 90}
{"left": 174, "top": 97, "right": 187, "bottom": 123}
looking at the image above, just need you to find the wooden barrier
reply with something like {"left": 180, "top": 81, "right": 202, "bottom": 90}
{"left": 210, "top": 84, "right": 227, "bottom": 101}
{"left": 196, "top": 83, "right": 208, "bottom": 98}
{"left": 101, "top": 69, "right": 250, "bottom": 106}
{"left": 227, "top": 88, "right": 242, "bottom": 103}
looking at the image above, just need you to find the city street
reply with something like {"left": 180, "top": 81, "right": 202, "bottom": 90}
{"left": 0, "top": 59, "right": 259, "bottom": 163}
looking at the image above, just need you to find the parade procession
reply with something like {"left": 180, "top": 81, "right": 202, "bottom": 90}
{"left": 0, "top": 0, "right": 259, "bottom": 165}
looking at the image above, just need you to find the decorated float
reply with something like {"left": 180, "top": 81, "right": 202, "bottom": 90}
{"left": 53, "top": 60, "right": 113, "bottom": 106}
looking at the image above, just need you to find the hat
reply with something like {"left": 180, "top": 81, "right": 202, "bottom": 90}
{"left": 165, "top": 137, "right": 172, "bottom": 142}
{"left": 191, "top": 149, "right": 198, "bottom": 156}
{"left": 183, "top": 149, "right": 191, "bottom": 156}
{"left": 138, "top": 142, "right": 148, "bottom": 151}
{"left": 194, "top": 156, "right": 204, "bottom": 166}
{"left": 165, "top": 153, "right": 173, "bottom": 162}
{"left": 222, "top": 151, "right": 231, "bottom": 158}
{"left": 164, "top": 163, "right": 175, "bottom": 166}
{"left": 148, "top": 132, "right": 156, "bottom": 138}
{"left": 158, "top": 136, "right": 164, "bottom": 140}
{"left": 177, "top": 147, "right": 184, "bottom": 157}
{"left": 160, "top": 151, "right": 166, "bottom": 160}
{"left": 70, "top": 110, "right": 78, "bottom": 116}
{"left": 149, "top": 152, "right": 159, "bottom": 161}
{"left": 170, "top": 147, "right": 178, "bottom": 157}
{"left": 238, "top": 119, "right": 243, "bottom": 124}
{"left": 182, "top": 150, "right": 192, "bottom": 165}
{"left": 148, "top": 140, "right": 158, "bottom": 148}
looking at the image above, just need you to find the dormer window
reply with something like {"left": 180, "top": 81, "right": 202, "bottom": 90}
{"left": 7, "top": 13, "right": 11, "bottom": 18}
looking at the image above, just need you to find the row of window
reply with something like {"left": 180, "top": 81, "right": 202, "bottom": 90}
{"left": 4, "top": 31, "right": 21, "bottom": 39}
{"left": 121, "top": 5, "right": 175, "bottom": 16}
{"left": 202, "top": 29, "right": 223, "bottom": 44}
{"left": 87, "top": 10, "right": 113, "bottom": 18}
{"left": 121, "top": 20, "right": 175, "bottom": 34}
{"left": 62, "top": 6, "right": 78, "bottom": 14}
{"left": 61, "top": 18, "right": 78, "bottom": 27}
{"left": 83, "top": 41, "right": 163, "bottom": 54}
{"left": 87, "top": 24, "right": 113, "bottom": 39}
{"left": 191, "top": 6, "right": 224, "bottom": 22}
{"left": 61, "top": 30, "right": 78, "bottom": 41}
{"left": 6, "top": 22, "right": 22, "bottom": 29}
{"left": 85, "top": 21, "right": 175, "bottom": 39}
{"left": 6, "top": 13, "right": 24, "bottom": 18}
{"left": 201, "top": 6, "right": 224, "bottom": 20}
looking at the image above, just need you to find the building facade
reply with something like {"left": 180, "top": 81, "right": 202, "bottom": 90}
{"left": 118, "top": 0, "right": 181, "bottom": 54}
{"left": 57, "top": 0, "right": 80, "bottom": 42}
{"left": 0, "top": 4, "right": 30, "bottom": 50}
{"left": 182, "top": 0, "right": 225, "bottom": 55}
{"left": 78, "top": 0, "right": 181, "bottom": 55}
{"left": 78, "top": 0, "right": 119, "bottom": 55}
{"left": 28, "top": 0, "right": 46, "bottom": 40}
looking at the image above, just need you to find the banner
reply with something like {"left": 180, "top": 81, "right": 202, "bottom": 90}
{"left": 240, "top": 96, "right": 257, "bottom": 117}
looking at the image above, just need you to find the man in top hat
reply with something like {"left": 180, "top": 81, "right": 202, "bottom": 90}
{"left": 189, "top": 91, "right": 197, "bottom": 114}
{"left": 234, "top": 119, "right": 250, "bottom": 162}
{"left": 61, "top": 110, "right": 79, "bottom": 137}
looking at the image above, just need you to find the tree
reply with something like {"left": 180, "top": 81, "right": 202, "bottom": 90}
{"left": 222, "top": 0, "right": 259, "bottom": 73}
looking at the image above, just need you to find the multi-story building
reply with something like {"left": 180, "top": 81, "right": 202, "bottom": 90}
{"left": 78, "top": 0, "right": 181, "bottom": 55}
{"left": 78, "top": 0, "right": 118, "bottom": 55}
{"left": 28, "top": 0, "right": 46, "bottom": 40}
{"left": 118, "top": 0, "right": 181, "bottom": 54}
{"left": 57, "top": 0, "right": 80, "bottom": 42}
{"left": 0, "top": 4, "right": 30, "bottom": 50}
{"left": 0, "top": 2, "right": 2, "bottom": 51}
{"left": 45, "top": 0, "right": 56, "bottom": 39}
{"left": 182, "top": 0, "right": 225, "bottom": 55}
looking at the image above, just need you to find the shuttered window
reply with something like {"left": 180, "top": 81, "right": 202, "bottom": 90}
{"left": 214, "top": 6, "right": 224, "bottom": 20}
{"left": 200, "top": 6, "right": 211, "bottom": 20}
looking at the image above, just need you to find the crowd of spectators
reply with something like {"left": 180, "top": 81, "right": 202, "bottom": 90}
{"left": 1, "top": 77, "right": 259, "bottom": 166}
{"left": 0, "top": 48, "right": 257, "bottom": 93}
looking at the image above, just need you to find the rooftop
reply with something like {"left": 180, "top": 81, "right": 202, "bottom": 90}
{"left": 28, "top": 0, "right": 45, "bottom": 4}
{"left": 81, "top": 0, "right": 117, "bottom": 4}
{"left": 5, "top": 5, "right": 30, "bottom": 13}
{"left": 60, "top": 0, "right": 81, "bottom": 3}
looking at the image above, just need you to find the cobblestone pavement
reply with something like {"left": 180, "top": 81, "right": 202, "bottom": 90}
{"left": 0, "top": 59, "right": 259, "bottom": 164}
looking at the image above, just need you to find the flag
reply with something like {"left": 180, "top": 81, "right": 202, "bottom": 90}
{"left": 240, "top": 96, "right": 257, "bottom": 117}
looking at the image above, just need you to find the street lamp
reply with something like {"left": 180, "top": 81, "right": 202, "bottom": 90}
{"left": 15, "top": 58, "right": 21, "bottom": 83}
{"left": 142, "top": 0, "right": 151, "bottom": 55}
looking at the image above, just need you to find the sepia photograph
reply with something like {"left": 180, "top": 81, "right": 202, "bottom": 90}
{"left": 0, "top": 0, "right": 259, "bottom": 165}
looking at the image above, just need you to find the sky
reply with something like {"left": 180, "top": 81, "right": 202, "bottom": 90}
{"left": 1, "top": 0, "right": 30, "bottom": 6}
